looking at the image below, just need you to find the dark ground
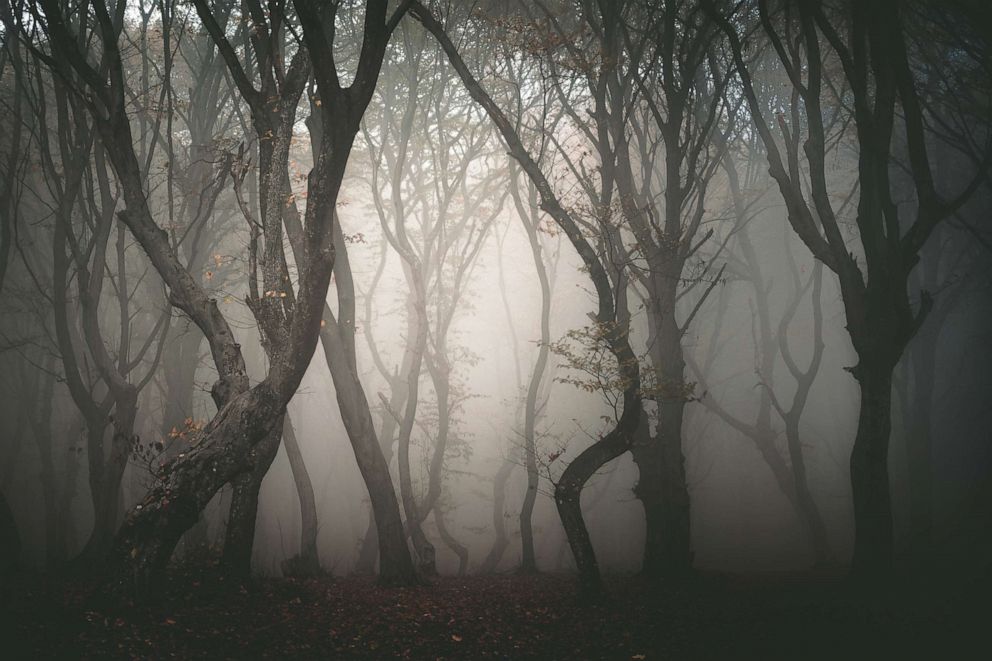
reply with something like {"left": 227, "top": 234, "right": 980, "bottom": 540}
{"left": 1, "top": 568, "right": 987, "bottom": 659}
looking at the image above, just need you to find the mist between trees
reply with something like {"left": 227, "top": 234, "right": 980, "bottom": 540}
{"left": 0, "top": 0, "right": 990, "bottom": 599}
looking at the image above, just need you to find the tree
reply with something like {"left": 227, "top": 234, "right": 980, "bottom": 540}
{"left": 363, "top": 21, "right": 503, "bottom": 573}
{"left": 14, "top": 0, "right": 410, "bottom": 594}
{"left": 687, "top": 143, "right": 833, "bottom": 564}
{"left": 411, "top": 1, "right": 642, "bottom": 593}
{"left": 709, "top": 0, "right": 991, "bottom": 580}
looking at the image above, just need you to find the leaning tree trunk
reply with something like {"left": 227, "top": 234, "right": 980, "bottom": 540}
{"left": 222, "top": 414, "right": 285, "bottom": 578}
{"left": 281, "top": 416, "right": 321, "bottom": 576}
{"left": 352, "top": 392, "right": 401, "bottom": 575}
{"left": 280, "top": 140, "right": 417, "bottom": 584}
{"left": 317, "top": 322, "right": 419, "bottom": 585}
{"left": 555, "top": 418, "right": 637, "bottom": 595}
{"left": 518, "top": 263, "right": 549, "bottom": 574}
{"left": 113, "top": 386, "right": 285, "bottom": 596}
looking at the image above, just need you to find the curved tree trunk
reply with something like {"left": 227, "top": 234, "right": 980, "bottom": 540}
{"left": 317, "top": 319, "right": 418, "bottom": 585}
{"left": 281, "top": 121, "right": 417, "bottom": 585}
{"left": 512, "top": 170, "right": 552, "bottom": 575}
{"left": 352, "top": 393, "right": 401, "bottom": 575}
{"left": 433, "top": 505, "right": 468, "bottom": 576}
{"left": 281, "top": 415, "right": 321, "bottom": 576}
{"left": 555, "top": 411, "right": 638, "bottom": 595}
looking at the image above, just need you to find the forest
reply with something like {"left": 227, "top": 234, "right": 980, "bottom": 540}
{"left": 0, "top": 0, "right": 990, "bottom": 658}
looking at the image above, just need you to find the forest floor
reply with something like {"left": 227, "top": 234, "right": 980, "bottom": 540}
{"left": 1, "top": 567, "right": 987, "bottom": 659}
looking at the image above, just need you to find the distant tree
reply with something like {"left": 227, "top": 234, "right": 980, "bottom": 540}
{"left": 688, "top": 143, "right": 833, "bottom": 564}
{"left": 363, "top": 22, "right": 503, "bottom": 574}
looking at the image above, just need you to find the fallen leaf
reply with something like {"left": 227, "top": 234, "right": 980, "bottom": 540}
{"left": 451, "top": 634, "right": 463, "bottom": 642}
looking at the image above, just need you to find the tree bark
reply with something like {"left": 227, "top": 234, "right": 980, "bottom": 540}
{"left": 634, "top": 269, "right": 694, "bottom": 579}
{"left": 850, "top": 362, "right": 896, "bottom": 581}
{"left": 222, "top": 415, "right": 284, "bottom": 578}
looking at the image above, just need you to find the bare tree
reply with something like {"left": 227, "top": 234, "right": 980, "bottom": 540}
{"left": 709, "top": 0, "right": 991, "bottom": 580}
{"left": 13, "top": 0, "right": 410, "bottom": 594}
{"left": 411, "top": 1, "right": 642, "bottom": 594}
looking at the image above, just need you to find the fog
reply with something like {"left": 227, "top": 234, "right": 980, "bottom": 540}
{"left": 1, "top": 0, "right": 990, "bottom": 604}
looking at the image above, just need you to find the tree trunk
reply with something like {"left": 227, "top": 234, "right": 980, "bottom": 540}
{"left": 354, "top": 374, "right": 404, "bottom": 575}
{"left": 0, "top": 488, "right": 19, "bottom": 576}
{"left": 906, "top": 327, "right": 937, "bottom": 561}
{"left": 280, "top": 159, "right": 417, "bottom": 586}
{"left": 433, "top": 506, "right": 468, "bottom": 576}
{"left": 317, "top": 322, "right": 419, "bottom": 585}
{"left": 784, "top": 416, "right": 832, "bottom": 565}
{"left": 111, "top": 385, "right": 285, "bottom": 596}
{"left": 555, "top": 412, "right": 637, "bottom": 595}
{"left": 161, "top": 328, "right": 203, "bottom": 441}
{"left": 850, "top": 362, "right": 896, "bottom": 581}
{"left": 58, "top": 417, "right": 84, "bottom": 562}
{"left": 81, "top": 388, "right": 138, "bottom": 562}
{"left": 631, "top": 421, "right": 663, "bottom": 580}
{"left": 29, "top": 363, "right": 60, "bottom": 568}
{"left": 511, "top": 167, "right": 552, "bottom": 575}
{"left": 79, "top": 422, "right": 110, "bottom": 561}
{"left": 658, "top": 409, "right": 692, "bottom": 575}
{"left": 395, "top": 283, "right": 436, "bottom": 576}
{"left": 222, "top": 414, "right": 284, "bottom": 579}
{"left": 635, "top": 285, "right": 693, "bottom": 579}
{"left": 479, "top": 457, "right": 515, "bottom": 573}
{"left": 281, "top": 415, "right": 321, "bottom": 576}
